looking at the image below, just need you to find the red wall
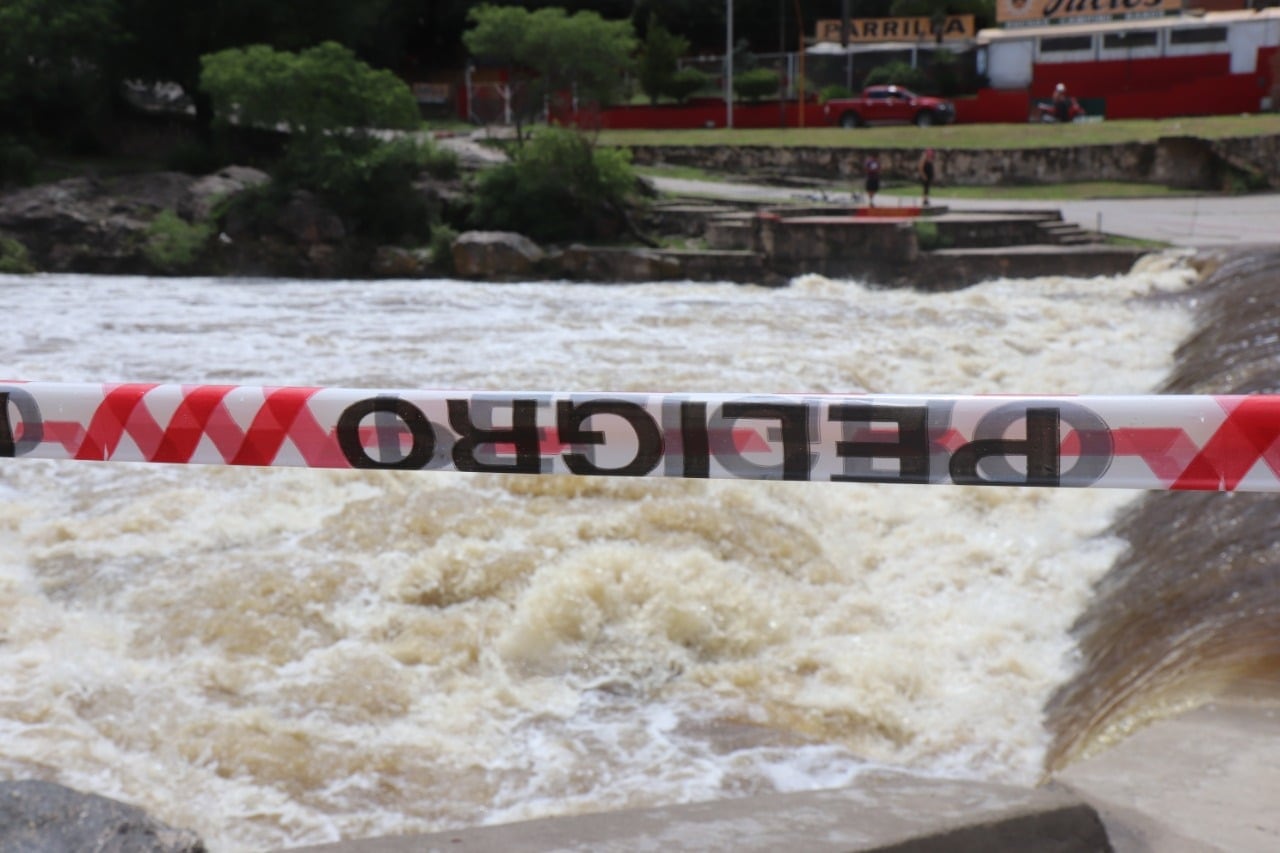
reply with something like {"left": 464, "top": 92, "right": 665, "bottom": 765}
{"left": 952, "top": 89, "right": 1031, "bottom": 123}
{"left": 1105, "top": 73, "right": 1266, "bottom": 118}
{"left": 1032, "top": 55, "right": 1232, "bottom": 98}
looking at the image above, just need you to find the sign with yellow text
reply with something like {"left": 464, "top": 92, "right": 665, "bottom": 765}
{"left": 815, "top": 16, "right": 976, "bottom": 43}
{"left": 996, "top": 0, "right": 1180, "bottom": 25}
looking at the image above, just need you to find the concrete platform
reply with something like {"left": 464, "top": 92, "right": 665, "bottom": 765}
{"left": 1053, "top": 678, "right": 1280, "bottom": 853}
{"left": 281, "top": 771, "right": 1110, "bottom": 853}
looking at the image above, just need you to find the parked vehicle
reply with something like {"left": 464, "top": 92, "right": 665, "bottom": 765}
{"left": 822, "top": 85, "right": 956, "bottom": 128}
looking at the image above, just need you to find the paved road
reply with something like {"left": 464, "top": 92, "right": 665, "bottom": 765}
{"left": 649, "top": 176, "right": 1280, "bottom": 249}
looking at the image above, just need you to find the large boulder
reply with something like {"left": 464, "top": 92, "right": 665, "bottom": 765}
{"left": 179, "top": 165, "right": 269, "bottom": 221}
{"left": 371, "top": 244, "right": 431, "bottom": 277}
{"left": 556, "top": 245, "right": 683, "bottom": 281}
{"left": 0, "top": 780, "right": 205, "bottom": 852}
{"left": 275, "top": 190, "right": 346, "bottom": 245}
{"left": 0, "top": 174, "right": 195, "bottom": 273}
{"left": 451, "top": 230, "right": 545, "bottom": 279}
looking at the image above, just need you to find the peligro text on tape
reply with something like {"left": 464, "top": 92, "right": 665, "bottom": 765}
{"left": 2, "top": 382, "right": 1279, "bottom": 492}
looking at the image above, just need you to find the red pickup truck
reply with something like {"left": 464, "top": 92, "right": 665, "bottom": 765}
{"left": 823, "top": 85, "right": 956, "bottom": 128}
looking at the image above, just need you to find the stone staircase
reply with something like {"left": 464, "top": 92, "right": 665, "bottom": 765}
{"left": 1036, "top": 217, "right": 1105, "bottom": 246}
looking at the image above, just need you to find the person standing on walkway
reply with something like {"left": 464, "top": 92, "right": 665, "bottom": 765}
{"left": 918, "top": 148, "right": 936, "bottom": 206}
{"left": 863, "top": 152, "right": 881, "bottom": 207}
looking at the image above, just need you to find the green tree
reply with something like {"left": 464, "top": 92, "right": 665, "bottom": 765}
{"left": 0, "top": 0, "right": 124, "bottom": 146}
{"left": 200, "top": 42, "right": 451, "bottom": 242}
{"left": 637, "top": 15, "right": 689, "bottom": 106}
{"left": 114, "top": 0, "right": 397, "bottom": 133}
{"left": 464, "top": 5, "right": 636, "bottom": 139}
{"left": 200, "top": 41, "right": 420, "bottom": 140}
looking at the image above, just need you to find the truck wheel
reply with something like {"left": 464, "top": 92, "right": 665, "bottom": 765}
{"left": 839, "top": 111, "right": 861, "bottom": 129}
{"left": 915, "top": 111, "right": 935, "bottom": 127}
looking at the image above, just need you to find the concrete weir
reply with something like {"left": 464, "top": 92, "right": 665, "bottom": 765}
{"left": 283, "top": 771, "right": 1110, "bottom": 852}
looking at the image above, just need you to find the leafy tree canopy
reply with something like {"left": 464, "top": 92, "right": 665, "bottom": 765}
{"left": 464, "top": 4, "right": 637, "bottom": 105}
{"left": 637, "top": 14, "right": 690, "bottom": 105}
{"left": 0, "top": 0, "right": 124, "bottom": 138}
{"left": 200, "top": 41, "right": 420, "bottom": 138}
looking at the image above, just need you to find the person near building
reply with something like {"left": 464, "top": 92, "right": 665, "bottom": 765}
{"left": 1053, "top": 83, "right": 1072, "bottom": 123}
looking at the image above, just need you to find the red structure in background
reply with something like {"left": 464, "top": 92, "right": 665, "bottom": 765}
{"left": 456, "top": 10, "right": 1280, "bottom": 130}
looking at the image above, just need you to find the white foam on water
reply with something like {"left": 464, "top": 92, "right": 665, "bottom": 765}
{"left": 0, "top": 255, "right": 1198, "bottom": 850}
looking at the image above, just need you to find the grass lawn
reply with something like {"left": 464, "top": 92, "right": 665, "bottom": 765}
{"left": 600, "top": 113, "right": 1280, "bottom": 150}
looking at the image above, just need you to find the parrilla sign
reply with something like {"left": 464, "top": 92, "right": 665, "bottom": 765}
{"left": 815, "top": 16, "right": 976, "bottom": 43}
{"left": 5, "top": 382, "right": 1280, "bottom": 492}
{"left": 996, "top": 0, "right": 1180, "bottom": 25}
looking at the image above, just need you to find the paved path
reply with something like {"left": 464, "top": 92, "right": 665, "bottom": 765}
{"left": 649, "top": 177, "right": 1280, "bottom": 249}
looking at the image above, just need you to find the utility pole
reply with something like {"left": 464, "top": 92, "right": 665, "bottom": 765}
{"left": 793, "top": 0, "right": 805, "bottom": 127}
{"left": 726, "top": 0, "right": 734, "bottom": 128}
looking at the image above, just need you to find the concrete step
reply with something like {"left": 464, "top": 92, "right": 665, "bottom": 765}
{"left": 280, "top": 769, "right": 1110, "bottom": 853}
{"left": 1037, "top": 221, "right": 1105, "bottom": 245}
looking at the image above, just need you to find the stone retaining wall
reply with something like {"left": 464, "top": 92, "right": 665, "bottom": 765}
{"left": 626, "top": 134, "right": 1280, "bottom": 191}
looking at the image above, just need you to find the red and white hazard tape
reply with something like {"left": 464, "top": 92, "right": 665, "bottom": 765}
{"left": 3, "top": 381, "right": 1279, "bottom": 491}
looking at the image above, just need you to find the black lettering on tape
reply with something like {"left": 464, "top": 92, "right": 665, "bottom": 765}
{"left": 558, "top": 400, "right": 662, "bottom": 477}
{"left": 951, "top": 407, "right": 1060, "bottom": 486}
{"left": 449, "top": 398, "right": 540, "bottom": 474}
{"left": 337, "top": 397, "right": 435, "bottom": 469}
{"left": 830, "top": 404, "right": 929, "bottom": 484}
{"left": 714, "top": 401, "right": 812, "bottom": 481}
{"left": 681, "top": 401, "right": 710, "bottom": 478}
{"left": 949, "top": 403, "right": 1113, "bottom": 487}
{"left": 0, "top": 387, "right": 44, "bottom": 457}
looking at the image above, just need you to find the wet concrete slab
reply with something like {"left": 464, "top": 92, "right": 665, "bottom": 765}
{"left": 280, "top": 769, "right": 1110, "bottom": 853}
{"left": 1053, "top": 678, "right": 1280, "bottom": 853}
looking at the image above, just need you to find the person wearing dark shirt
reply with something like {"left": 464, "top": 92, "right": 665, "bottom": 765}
{"left": 918, "top": 148, "right": 936, "bottom": 206}
{"left": 863, "top": 153, "right": 881, "bottom": 207}
{"left": 1052, "top": 83, "right": 1072, "bottom": 123}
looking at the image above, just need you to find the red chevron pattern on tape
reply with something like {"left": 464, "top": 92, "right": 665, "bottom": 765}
{"left": 4, "top": 381, "right": 1280, "bottom": 491}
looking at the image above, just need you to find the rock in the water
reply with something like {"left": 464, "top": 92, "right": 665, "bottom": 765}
{"left": 451, "top": 230, "right": 545, "bottom": 279}
{"left": 0, "top": 780, "right": 205, "bottom": 852}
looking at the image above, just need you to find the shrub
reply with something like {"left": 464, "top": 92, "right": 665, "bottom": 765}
{"left": 733, "top": 68, "right": 780, "bottom": 102}
{"left": 664, "top": 67, "right": 712, "bottom": 103}
{"left": 865, "top": 62, "right": 929, "bottom": 92}
{"left": 820, "top": 84, "right": 853, "bottom": 103}
{"left": 0, "top": 137, "right": 36, "bottom": 187}
{"left": 277, "top": 136, "right": 455, "bottom": 242}
{"left": 429, "top": 223, "right": 457, "bottom": 274}
{"left": 470, "top": 127, "right": 637, "bottom": 243}
{"left": 142, "top": 211, "right": 213, "bottom": 273}
{"left": 0, "top": 237, "right": 35, "bottom": 273}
